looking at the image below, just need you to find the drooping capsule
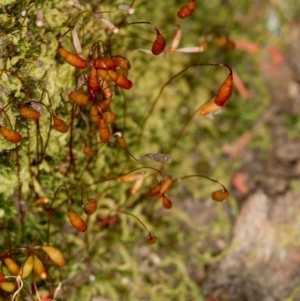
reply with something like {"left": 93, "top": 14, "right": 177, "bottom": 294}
{"left": 32, "top": 254, "right": 47, "bottom": 279}
{"left": 87, "top": 67, "right": 99, "bottom": 99}
{"left": 41, "top": 246, "right": 65, "bottom": 267}
{"left": 19, "top": 255, "right": 33, "bottom": 279}
{"left": 162, "top": 195, "right": 173, "bottom": 209}
{"left": 83, "top": 144, "right": 95, "bottom": 157}
{"left": 68, "top": 91, "right": 90, "bottom": 106}
{"left": 146, "top": 232, "right": 157, "bottom": 244}
{"left": 0, "top": 281, "right": 16, "bottom": 293}
{"left": 90, "top": 105, "right": 101, "bottom": 125}
{"left": 57, "top": 46, "right": 88, "bottom": 69}
{"left": 3, "top": 257, "right": 20, "bottom": 276}
{"left": 98, "top": 97, "right": 112, "bottom": 111}
{"left": 82, "top": 198, "right": 97, "bottom": 216}
{"left": 131, "top": 173, "right": 145, "bottom": 195}
{"left": 19, "top": 107, "right": 41, "bottom": 120}
{"left": 157, "top": 176, "right": 173, "bottom": 197}
{"left": 107, "top": 70, "right": 133, "bottom": 89}
{"left": 151, "top": 30, "right": 166, "bottom": 55}
{"left": 147, "top": 184, "right": 162, "bottom": 197}
{"left": 67, "top": 210, "right": 87, "bottom": 232}
{"left": 103, "top": 112, "right": 118, "bottom": 123}
{"left": 177, "top": 0, "right": 196, "bottom": 19}
{"left": 214, "top": 68, "right": 233, "bottom": 106}
{"left": 100, "top": 80, "right": 113, "bottom": 99}
{"left": 211, "top": 189, "right": 229, "bottom": 202}
{"left": 0, "top": 127, "right": 22, "bottom": 143}
{"left": 91, "top": 57, "right": 119, "bottom": 70}
{"left": 53, "top": 116, "right": 69, "bottom": 133}
{"left": 199, "top": 97, "right": 221, "bottom": 116}
{"left": 98, "top": 118, "right": 111, "bottom": 142}
{"left": 117, "top": 137, "right": 127, "bottom": 149}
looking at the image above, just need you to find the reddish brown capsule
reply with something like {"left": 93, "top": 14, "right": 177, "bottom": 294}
{"left": 19, "top": 107, "right": 40, "bottom": 119}
{"left": 68, "top": 210, "right": 87, "bottom": 232}
{"left": 87, "top": 67, "right": 99, "bottom": 99}
{"left": 84, "top": 145, "right": 95, "bottom": 157}
{"left": 117, "top": 137, "right": 127, "bottom": 149}
{"left": 32, "top": 254, "right": 47, "bottom": 280}
{"left": 3, "top": 257, "right": 20, "bottom": 276}
{"left": 0, "top": 127, "right": 22, "bottom": 143}
{"left": 82, "top": 198, "right": 97, "bottom": 216}
{"left": 162, "top": 195, "right": 173, "bottom": 209}
{"left": 57, "top": 46, "right": 88, "bottom": 69}
{"left": 215, "top": 69, "right": 233, "bottom": 106}
{"left": 211, "top": 189, "right": 229, "bottom": 202}
{"left": 107, "top": 70, "right": 133, "bottom": 89}
{"left": 98, "top": 97, "right": 112, "bottom": 111}
{"left": 151, "top": 31, "right": 166, "bottom": 55}
{"left": 103, "top": 112, "right": 118, "bottom": 123}
{"left": 90, "top": 58, "right": 118, "bottom": 70}
{"left": 68, "top": 91, "right": 90, "bottom": 106}
{"left": 41, "top": 246, "right": 65, "bottom": 267}
{"left": 147, "top": 232, "right": 157, "bottom": 244}
{"left": 53, "top": 116, "right": 69, "bottom": 133}
{"left": 147, "top": 184, "right": 162, "bottom": 197}
{"left": 98, "top": 118, "right": 111, "bottom": 142}
{"left": 177, "top": 0, "right": 196, "bottom": 19}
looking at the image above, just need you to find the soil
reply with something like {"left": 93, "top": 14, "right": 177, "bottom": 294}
{"left": 199, "top": 19, "right": 300, "bottom": 301}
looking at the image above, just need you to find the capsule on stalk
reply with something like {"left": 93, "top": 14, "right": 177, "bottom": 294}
{"left": 19, "top": 255, "right": 33, "bottom": 279}
{"left": 177, "top": 0, "right": 196, "bottom": 19}
{"left": 162, "top": 195, "right": 173, "bottom": 209}
{"left": 32, "top": 254, "right": 47, "bottom": 279}
{"left": 53, "top": 116, "right": 69, "bottom": 133}
{"left": 3, "top": 257, "right": 20, "bottom": 276}
{"left": 0, "top": 127, "right": 22, "bottom": 143}
{"left": 151, "top": 30, "right": 166, "bottom": 55}
{"left": 19, "top": 107, "right": 41, "bottom": 119}
{"left": 214, "top": 68, "right": 233, "bottom": 106}
{"left": 82, "top": 198, "right": 97, "bottom": 216}
{"left": 41, "top": 246, "right": 65, "bottom": 267}
{"left": 67, "top": 210, "right": 87, "bottom": 232}
{"left": 68, "top": 91, "right": 90, "bottom": 106}
{"left": 57, "top": 46, "right": 88, "bottom": 69}
{"left": 211, "top": 189, "right": 229, "bottom": 202}
{"left": 98, "top": 118, "right": 111, "bottom": 142}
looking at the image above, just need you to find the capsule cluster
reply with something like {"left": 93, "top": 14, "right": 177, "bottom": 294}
{"left": 147, "top": 176, "right": 173, "bottom": 209}
{"left": 57, "top": 35, "right": 134, "bottom": 147}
